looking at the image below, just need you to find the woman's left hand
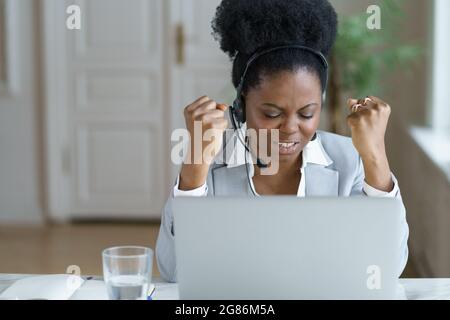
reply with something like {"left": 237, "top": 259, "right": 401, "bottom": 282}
{"left": 346, "top": 96, "right": 394, "bottom": 192}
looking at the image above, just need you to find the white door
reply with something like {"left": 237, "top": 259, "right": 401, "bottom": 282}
{"left": 44, "top": 0, "right": 167, "bottom": 220}
{"left": 168, "top": 0, "right": 233, "bottom": 180}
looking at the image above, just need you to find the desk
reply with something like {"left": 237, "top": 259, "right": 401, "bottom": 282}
{"left": 1, "top": 274, "right": 450, "bottom": 300}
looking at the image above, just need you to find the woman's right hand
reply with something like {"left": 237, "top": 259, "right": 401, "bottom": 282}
{"left": 179, "top": 96, "right": 229, "bottom": 191}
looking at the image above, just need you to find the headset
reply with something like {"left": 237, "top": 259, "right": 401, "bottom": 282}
{"left": 229, "top": 44, "right": 329, "bottom": 171}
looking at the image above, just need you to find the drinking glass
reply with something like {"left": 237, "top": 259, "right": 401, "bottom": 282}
{"left": 102, "top": 246, "right": 153, "bottom": 300}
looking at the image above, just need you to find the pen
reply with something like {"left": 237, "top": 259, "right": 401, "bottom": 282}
{"left": 147, "top": 284, "right": 156, "bottom": 300}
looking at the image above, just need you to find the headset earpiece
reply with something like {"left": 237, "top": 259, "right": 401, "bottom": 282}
{"left": 232, "top": 96, "right": 245, "bottom": 124}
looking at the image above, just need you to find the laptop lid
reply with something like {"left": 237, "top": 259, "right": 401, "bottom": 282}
{"left": 173, "top": 196, "right": 403, "bottom": 299}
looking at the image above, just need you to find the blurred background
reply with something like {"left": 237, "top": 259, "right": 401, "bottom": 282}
{"left": 0, "top": 0, "right": 449, "bottom": 278}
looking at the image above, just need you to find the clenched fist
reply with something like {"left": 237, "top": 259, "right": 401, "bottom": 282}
{"left": 346, "top": 96, "right": 394, "bottom": 192}
{"left": 179, "top": 96, "right": 229, "bottom": 190}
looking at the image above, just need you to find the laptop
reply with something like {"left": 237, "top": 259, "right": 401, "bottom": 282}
{"left": 172, "top": 197, "right": 404, "bottom": 300}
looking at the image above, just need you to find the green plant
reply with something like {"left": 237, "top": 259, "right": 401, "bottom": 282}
{"left": 327, "top": 0, "right": 421, "bottom": 133}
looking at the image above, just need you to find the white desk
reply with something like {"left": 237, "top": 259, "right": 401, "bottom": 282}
{"left": 1, "top": 274, "right": 450, "bottom": 300}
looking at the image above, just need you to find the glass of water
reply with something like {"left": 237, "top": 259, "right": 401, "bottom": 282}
{"left": 102, "top": 246, "right": 153, "bottom": 300}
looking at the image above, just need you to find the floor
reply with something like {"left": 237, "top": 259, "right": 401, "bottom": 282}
{"left": 0, "top": 222, "right": 161, "bottom": 277}
{"left": 0, "top": 223, "right": 419, "bottom": 278}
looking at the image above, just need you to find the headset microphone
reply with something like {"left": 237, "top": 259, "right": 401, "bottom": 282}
{"left": 229, "top": 107, "right": 269, "bottom": 169}
{"left": 256, "top": 158, "right": 269, "bottom": 169}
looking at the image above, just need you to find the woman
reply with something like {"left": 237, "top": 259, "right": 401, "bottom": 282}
{"left": 156, "top": 0, "right": 409, "bottom": 283}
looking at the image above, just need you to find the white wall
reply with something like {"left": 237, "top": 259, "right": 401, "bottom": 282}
{"left": 0, "top": 0, "right": 44, "bottom": 224}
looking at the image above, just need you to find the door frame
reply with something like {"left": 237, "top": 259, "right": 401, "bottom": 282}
{"left": 42, "top": 0, "right": 72, "bottom": 222}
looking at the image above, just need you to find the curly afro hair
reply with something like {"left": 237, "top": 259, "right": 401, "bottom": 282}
{"left": 211, "top": 0, "right": 338, "bottom": 95}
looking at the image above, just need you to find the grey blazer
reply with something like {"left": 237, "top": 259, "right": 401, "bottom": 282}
{"left": 156, "top": 131, "right": 409, "bottom": 283}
